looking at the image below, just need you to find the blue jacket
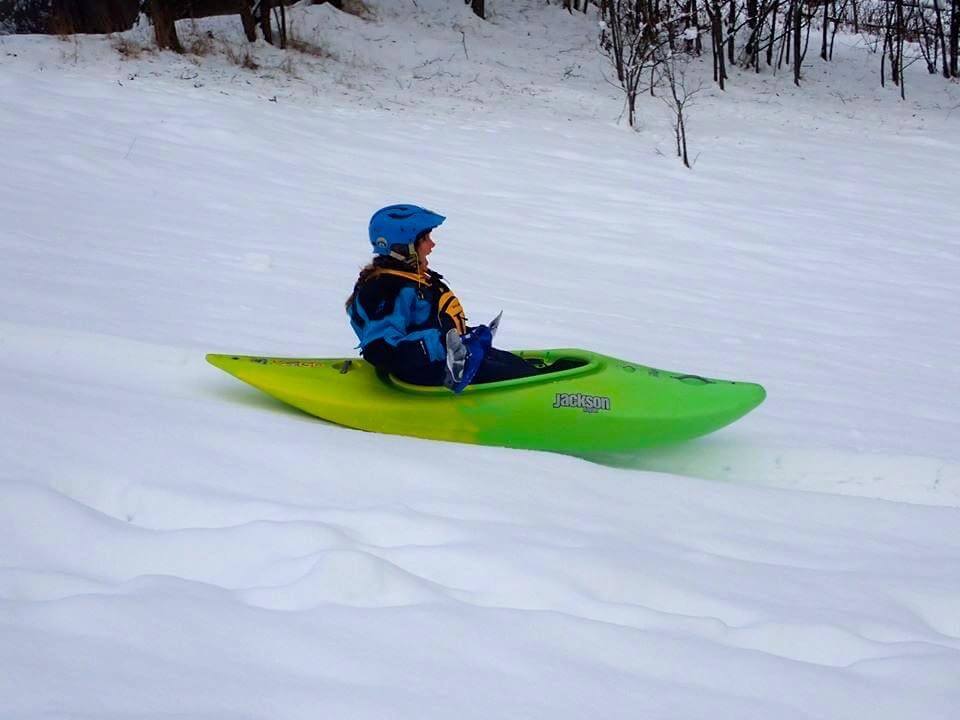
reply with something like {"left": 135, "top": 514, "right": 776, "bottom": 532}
{"left": 348, "top": 264, "right": 466, "bottom": 365}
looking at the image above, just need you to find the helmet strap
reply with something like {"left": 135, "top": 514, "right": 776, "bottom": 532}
{"left": 388, "top": 243, "right": 417, "bottom": 266}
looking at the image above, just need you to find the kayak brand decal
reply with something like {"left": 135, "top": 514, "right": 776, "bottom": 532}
{"left": 248, "top": 358, "right": 324, "bottom": 368}
{"left": 271, "top": 359, "right": 324, "bottom": 367}
{"left": 553, "top": 392, "right": 611, "bottom": 414}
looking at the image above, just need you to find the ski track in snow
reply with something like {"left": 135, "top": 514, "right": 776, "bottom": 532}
{"left": 2, "top": 2, "right": 960, "bottom": 718}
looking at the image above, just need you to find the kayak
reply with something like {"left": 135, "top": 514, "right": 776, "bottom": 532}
{"left": 206, "top": 349, "right": 765, "bottom": 453}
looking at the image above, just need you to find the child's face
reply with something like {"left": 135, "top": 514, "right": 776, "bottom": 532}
{"left": 416, "top": 232, "right": 436, "bottom": 267}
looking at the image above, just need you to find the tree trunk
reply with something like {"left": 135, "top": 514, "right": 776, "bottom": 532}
{"left": 686, "top": 0, "right": 703, "bottom": 55}
{"left": 259, "top": 0, "right": 273, "bottom": 45}
{"left": 608, "top": 2, "right": 625, "bottom": 83}
{"left": 717, "top": 10, "right": 727, "bottom": 84}
{"left": 150, "top": 0, "right": 183, "bottom": 52}
{"left": 706, "top": 0, "right": 726, "bottom": 88}
{"left": 919, "top": 18, "right": 936, "bottom": 75}
{"left": 896, "top": 0, "right": 906, "bottom": 98}
{"left": 951, "top": 0, "right": 959, "bottom": 77}
{"left": 727, "top": 0, "right": 736, "bottom": 66}
{"left": 470, "top": 0, "right": 485, "bottom": 19}
{"left": 931, "top": 0, "right": 950, "bottom": 77}
{"left": 680, "top": 111, "right": 690, "bottom": 168}
{"left": 880, "top": 14, "right": 890, "bottom": 86}
{"left": 745, "top": 0, "right": 759, "bottom": 60}
{"left": 767, "top": 1, "right": 779, "bottom": 66}
{"left": 240, "top": 0, "right": 256, "bottom": 42}
{"left": 829, "top": 0, "right": 841, "bottom": 59}
{"left": 821, "top": 1, "right": 829, "bottom": 60}
{"left": 783, "top": 4, "right": 792, "bottom": 66}
{"left": 887, "top": 4, "right": 899, "bottom": 86}
{"left": 275, "top": 2, "right": 287, "bottom": 49}
{"left": 793, "top": 0, "right": 802, "bottom": 85}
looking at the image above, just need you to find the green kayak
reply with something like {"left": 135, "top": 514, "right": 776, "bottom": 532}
{"left": 206, "top": 349, "right": 765, "bottom": 453}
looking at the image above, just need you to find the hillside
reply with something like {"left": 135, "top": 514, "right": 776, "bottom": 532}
{"left": 1, "top": 2, "right": 959, "bottom": 718}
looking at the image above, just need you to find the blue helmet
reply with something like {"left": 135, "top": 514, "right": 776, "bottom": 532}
{"left": 368, "top": 204, "right": 446, "bottom": 256}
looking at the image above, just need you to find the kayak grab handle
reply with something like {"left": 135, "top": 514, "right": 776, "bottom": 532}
{"left": 673, "top": 374, "right": 714, "bottom": 385}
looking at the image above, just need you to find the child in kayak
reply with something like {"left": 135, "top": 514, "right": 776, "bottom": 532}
{"left": 346, "top": 204, "right": 544, "bottom": 389}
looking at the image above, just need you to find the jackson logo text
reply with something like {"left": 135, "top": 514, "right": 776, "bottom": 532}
{"left": 553, "top": 393, "right": 611, "bottom": 413}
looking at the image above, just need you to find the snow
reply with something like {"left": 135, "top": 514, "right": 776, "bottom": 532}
{"left": 2, "top": 2, "right": 959, "bottom": 718}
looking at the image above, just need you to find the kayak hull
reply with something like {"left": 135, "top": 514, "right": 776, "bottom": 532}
{"left": 206, "top": 349, "right": 765, "bottom": 453}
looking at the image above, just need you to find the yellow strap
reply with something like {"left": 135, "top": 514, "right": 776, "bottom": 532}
{"left": 368, "top": 268, "right": 466, "bottom": 333}
{"left": 439, "top": 290, "right": 467, "bottom": 334}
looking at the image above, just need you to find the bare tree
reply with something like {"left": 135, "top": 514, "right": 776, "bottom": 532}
{"left": 599, "top": 0, "right": 666, "bottom": 127}
{"left": 658, "top": 51, "right": 703, "bottom": 167}
{"left": 928, "top": 0, "right": 951, "bottom": 77}
{"left": 727, "top": 0, "right": 738, "bottom": 64}
{"left": 766, "top": 0, "right": 780, "bottom": 66}
{"left": 792, "top": 0, "right": 802, "bottom": 85}
{"left": 951, "top": 0, "right": 959, "bottom": 76}
{"left": 821, "top": 0, "right": 831, "bottom": 60}
{"left": 878, "top": 0, "right": 911, "bottom": 97}
{"left": 704, "top": 0, "right": 728, "bottom": 88}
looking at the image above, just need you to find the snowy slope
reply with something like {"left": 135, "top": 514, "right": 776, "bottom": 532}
{"left": 2, "top": 2, "right": 959, "bottom": 718}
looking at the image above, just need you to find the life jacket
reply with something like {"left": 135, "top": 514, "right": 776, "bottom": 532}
{"left": 347, "top": 265, "right": 467, "bottom": 363}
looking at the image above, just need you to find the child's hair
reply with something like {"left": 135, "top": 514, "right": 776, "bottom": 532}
{"left": 345, "top": 260, "right": 380, "bottom": 310}
{"left": 344, "top": 243, "right": 425, "bottom": 311}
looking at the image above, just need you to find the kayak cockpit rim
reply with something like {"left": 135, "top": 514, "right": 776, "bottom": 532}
{"left": 385, "top": 349, "right": 603, "bottom": 395}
